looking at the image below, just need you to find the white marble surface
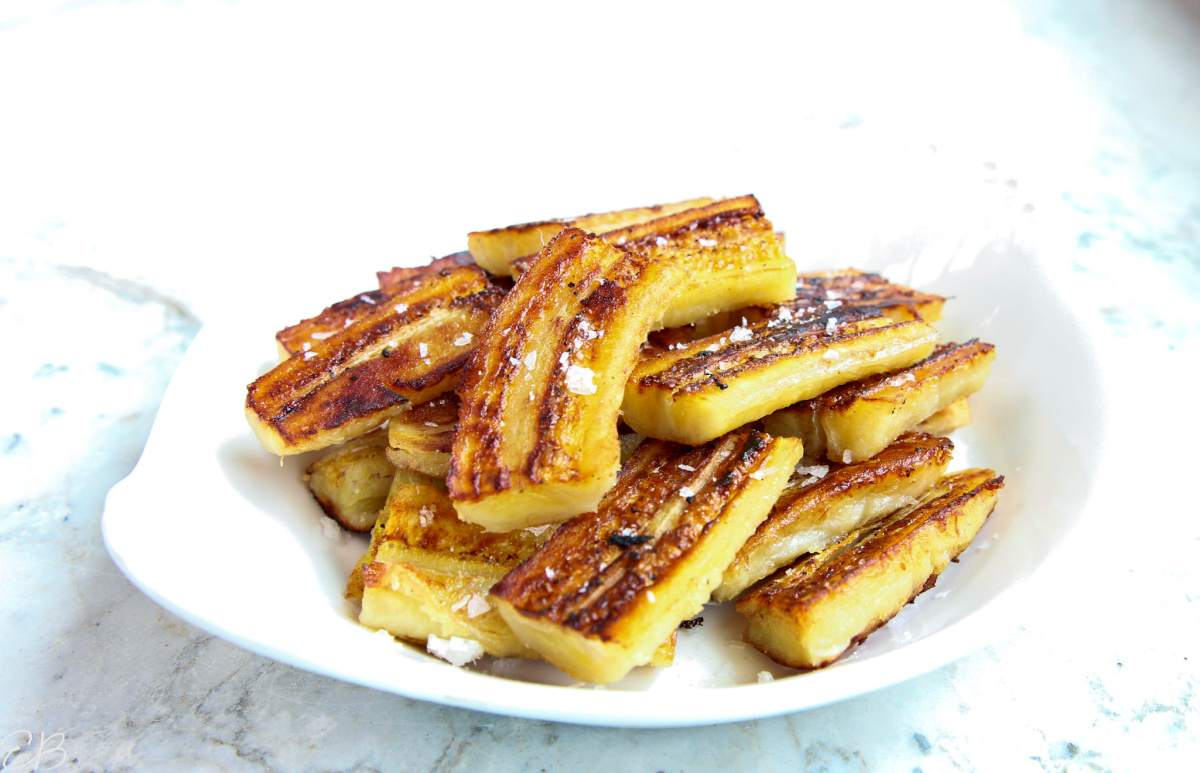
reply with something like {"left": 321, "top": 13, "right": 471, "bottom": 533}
{"left": 1, "top": 0, "right": 1197, "bottom": 770}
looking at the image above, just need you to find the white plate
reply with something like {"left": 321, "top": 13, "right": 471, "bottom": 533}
{"left": 102, "top": 240, "right": 1106, "bottom": 728}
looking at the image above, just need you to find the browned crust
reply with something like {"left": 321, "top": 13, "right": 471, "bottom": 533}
{"left": 247, "top": 266, "right": 502, "bottom": 450}
{"left": 793, "top": 269, "right": 945, "bottom": 321}
{"left": 809, "top": 340, "right": 994, "bottom": 410}
{"left": 390, "top": 393, "right": 459, "bottom": 454}
{"left": 470, "top": 198, "right": 717, "bottom": 239}
{"left": 735, "top": 433, "right": 954, "bottom": 560}
{"left": 377, "top": 252, "right": 478, "bottom": 291}
{"left": 490, "top": 431, "right": 777, "bottom": 640}
{"left": 783, "top": 573, "right": 941, "bottom": 673}
{"left": 449, "top": 228, "right": 678, "bottom": 504}
{"left": 277, "top": 254, "right": 488, "bottom": 357}
{"left": 510, "top": 196, "right": 765, "bottom": 275}
{"left": 631, "top": 305, "right": 884, "bottom": 395}
{"left": 601, "top": 195, "right": 762, "bottom": 248}
{"left": 741, "top": 469, "right": 1004, "bottom": 614}
{"left": 275, "top": 289, "right": 390, "bottom": 357}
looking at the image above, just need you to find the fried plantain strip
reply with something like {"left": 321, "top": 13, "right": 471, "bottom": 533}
{"left": 794, "top": 269, "right": 946, "bottom": 323}
{"left": 714, "top": 432, "right": 953, "bottom": 601}
{"left": 467, "top": 197, "right": 715, "bottom": 276}
{"left": 303, "top": 427, "right": 395, "bottom": 532}
{"left": 448, "top": 228, "right": 683, "bottom": 531}
{"left": 737, "top": 468, "right": 1003, "bottom": 670}
{"left": 246, "top": 265, "right": 502, "bottom": 455}
{"left": 386, "top": 392, "right": 459, "bottom": 477}
{"left": 763, "top": 340, "right": 995, "bottom": 463}
{"left": 490, "top": 430, "right": 803, "bottom": 684}
{"left": 623, "top": 305, "right": 939, "bottom": 445}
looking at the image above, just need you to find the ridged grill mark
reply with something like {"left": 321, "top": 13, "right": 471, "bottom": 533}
{"left": 634, "top": 305, "right": 884, "bottom": 392}
{"left": 492, "top": 431, "right": 778, "bottom": 638}
{"left": 811, "top": 339, "right": 993, "bottom": 410}
{"left": 248, "top": 267, "right": 499, "bottom": 446}
{"left": 451, "top": 229, "right": 649, "bottom": 500}
{"left": 793, "top": 271, "right": 944, "bottom": 317}
{"left": 743, "top": 433, "right": 953, "bottom": 552}
{"left": 749, "top": 470, "right": 1004, "bottom": 610}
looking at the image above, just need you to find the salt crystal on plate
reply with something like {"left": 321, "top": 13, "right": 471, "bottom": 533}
{"left": 319, "top": 516, "right": 341, "bottom": 540}
{"left": 454, "top": 332, "right": 473, "bottom": 346}
{"left": 679, "top": 486, "right": 696, "bottom": 499}
{"left": 524, "top": 350, "right": 538, "bottom": 369}
{"left": 418, "top": 342, "right": 428, "bottom": 357}
{"left": 426, "top": 635, "right": 484, "bottom": 666}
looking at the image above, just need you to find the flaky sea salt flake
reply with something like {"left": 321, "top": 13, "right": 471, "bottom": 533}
{"left": 565, "top": 365, "right": 597, "bottom": 395}
{"left": 728, "top": 326, "right": 753, "bottom": 343}
{"left": 426, "top": 635, "right": 484, "bottom": 666}
{"left": 465, "top": 594, "right": 491, "bottom": 619}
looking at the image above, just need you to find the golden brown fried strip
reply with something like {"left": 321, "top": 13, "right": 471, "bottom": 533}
{"left": 763, "top": 340, "right": 995, "bottom": 463}
{"left": 623, "top": 305, "right": 939, "bottom": 445}
{"left": 490, "top": 430, "right": 803, "bottom": 684}
{"left": 511, "top": 196, "right": 795, "bottom": 331}
{"left": 303, "top": 427, "right": 394, "bottom": 532}
{"left": 714, "top": 433, "right": 953, "bottom": 601}
{"left": 737, "top": 469, "right": 1003, "bottom": 670}
{"left": 386, "top": 392, "right": 459, "bottom": 477}
{"left": 468, "top": 197, "right": 715, "bottom": 276}
{"left": 794, "top": 269, "right": 945, "bottom": 322}
{"left": 449, "top": 228, "right": 683, "bottom": 530}
{"left": 246, "top": 265, "right": 502, "bottom": 455}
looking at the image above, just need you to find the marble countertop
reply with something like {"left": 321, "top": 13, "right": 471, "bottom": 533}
{"left": 2, "top": 0, "right": 1196, "bottom": 770}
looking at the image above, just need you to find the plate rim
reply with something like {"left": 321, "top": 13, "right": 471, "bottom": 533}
{"left": 101, "top": 247, "right": 1111, "bottom": 728}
